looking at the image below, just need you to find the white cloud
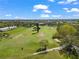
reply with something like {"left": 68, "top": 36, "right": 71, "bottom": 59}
{"left": 40, "top": 14, "right": 50, "bottom": 17}
{"left": 73, "top": 14, "right": 79, "bottom": 16}
{"left": 48, "top": 0, "right": 54, "bottom": 2}
{"left": 63, "top": 8, "right": 70, "bottom": 12}
{"left": 72, "top": 14, "right": 79, "bottom": 19}
{"left": 58, "top": 0, "right": 78, "bottom": 4}
{"left": 73, "top": 2, "right": 79, "bottom": 4}
{"left": 52, "top": 15, "right": 62, "bottom": 18}
{"left": 5, "top": 14, "right": 12, "bottom": 17}
{"left": 15, "top": 16, "right": 20, "bottom": 19}
{"left": 33, "top": 4, "right": 52, "bottom": 14}
{"left": 33, "top": 4, "right": 48, "bottom": 12}
{"left": 33, "top": 9, "right": 37, "bottom": 12}
{"left": 15, "top": 16, "right": 26, "bottom": 19}
{"left": 63, "top": 8, "right": 79, "bottom": 12}
{"left": 44, "top": 10, "right": 52, "bottom": 14}
{"left": 58, "top": 1, "right": 65, "bottom": 4}
{"left": 67, "top": 0, "right": 77, "bottom": 3}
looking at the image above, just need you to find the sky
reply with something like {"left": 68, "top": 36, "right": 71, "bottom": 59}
{"left": 0, "top": 0, "right": 79, "bottom": 19}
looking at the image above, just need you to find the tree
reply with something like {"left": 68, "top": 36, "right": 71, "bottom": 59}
{"left": 36, "top": 40, "right": 48, "bottom": 54}
{"left": 57, "top": 23, "right": 77, "bottom": 44}
{"left": 32, "top": 23, "right": 40, "bottom": 33}
{"left": 55, "top": 23, "right": 79, "bottom": 59}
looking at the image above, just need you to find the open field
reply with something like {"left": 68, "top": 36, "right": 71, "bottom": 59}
{"left": 0, "top": 26, "right": 70, "bottom": 59}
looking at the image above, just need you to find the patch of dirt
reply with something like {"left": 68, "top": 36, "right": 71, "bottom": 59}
{"left": 54, "top": 39, "right": 61, "bottom": 43}
{"left": 38, "top": 32, "right": 45, "bottom": 40}
{"left": 39, "top": 32, "right": 45, "bottom": 37}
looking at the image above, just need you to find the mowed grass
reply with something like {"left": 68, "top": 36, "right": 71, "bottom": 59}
{"left": 0, "top": 26, "right": 66, "bottom": 59}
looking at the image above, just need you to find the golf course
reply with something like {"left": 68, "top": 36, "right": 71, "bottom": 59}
{"left": 0, "top": 26, "right": 68, "bottom": 59}
{"left": 0, "top": 0, "right": 79, "bottom": 58}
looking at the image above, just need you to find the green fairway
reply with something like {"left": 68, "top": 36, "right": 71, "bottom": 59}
{"left": 0, "top": 26, "right": 67, "bottom": 59}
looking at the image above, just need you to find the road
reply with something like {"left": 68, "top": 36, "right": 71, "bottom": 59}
{"left": 31, "top": 45, "right": 66, "bottom": 56}
{"left": 30, "top": 45, "right": 79, "bottom": 56}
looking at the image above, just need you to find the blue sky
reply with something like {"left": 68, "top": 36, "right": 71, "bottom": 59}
{"left": 0, "top": 0, "right": 79, "bottom": 19}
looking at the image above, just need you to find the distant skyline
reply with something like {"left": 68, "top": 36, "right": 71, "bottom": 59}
{"left": 0, "top": 0, "right": 79, "bottom": 19}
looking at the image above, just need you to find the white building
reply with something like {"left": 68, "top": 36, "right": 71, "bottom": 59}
{"left": 0, "top": 26, "right": 17, "bottom": 32}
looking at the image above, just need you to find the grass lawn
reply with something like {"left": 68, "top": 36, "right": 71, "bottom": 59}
{"left": 0, "top": 26, "right": 67, "bottom": 59}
